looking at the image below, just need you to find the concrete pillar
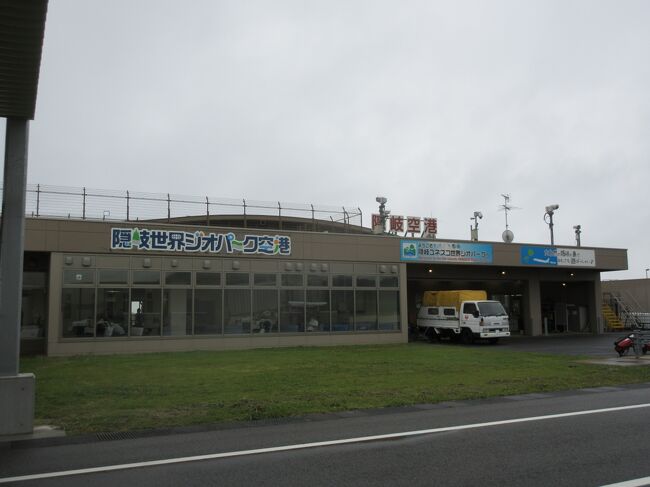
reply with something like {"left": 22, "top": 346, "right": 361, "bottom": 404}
{"left": 0, "top": 118, "right": 35, "bottom": 435}
{"left": 525, "top": 277, "right": 543, "bottom": 336}
{"left": 399, "top": 263, "right": 408, "bottom": 342}
{"left": 589, "top": 276, "right": 603, "bottom": 334}
{"left": 1, "top": 118, "right": 29, "bottom": 375}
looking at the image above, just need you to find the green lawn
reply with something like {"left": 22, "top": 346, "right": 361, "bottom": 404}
{"left": 20, "top": 343, "right": 650, "bottom": 435}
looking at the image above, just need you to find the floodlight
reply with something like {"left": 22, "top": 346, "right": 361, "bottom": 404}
{"left": 573, "top": 224, "right": 582, "bottom": 247}
{"left": 470, "top": 210, "right": 483, "bottom": 241}
{"left": 375, "top": 196, "right": 389, "bottom": 234}
{"left": 544, "top": 204, "right": 560, "bottom": 245}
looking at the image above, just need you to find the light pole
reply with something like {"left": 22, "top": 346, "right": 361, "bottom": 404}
{"left": 470, "top": 211, "right": 482, "bottom": 241}
{"left": 375, "top": 196, "right": 388, "bottom": 233}
{"left": 646, "top": 269, "right": 650, "bottom": 315}
{"left": 544, "top": 204, "right": 559, "bottom": 245}
{"left": 573, "top": 225, "right": 581, "bottom": 247}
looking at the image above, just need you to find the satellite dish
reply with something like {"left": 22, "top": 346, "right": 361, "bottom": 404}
{"left": 502, "top": 229, "right": 514, "bottom": 243}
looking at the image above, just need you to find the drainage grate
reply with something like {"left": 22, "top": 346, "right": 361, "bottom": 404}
{"left": 96, "top": 431, "right": 140, "bottom": 442}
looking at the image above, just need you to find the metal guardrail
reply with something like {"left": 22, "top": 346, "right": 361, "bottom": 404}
{"left": 604, "top": 292, "right": 644, "bottom": 330}
{"left": 0, "top": 184, "right": 364, "bottom": 230}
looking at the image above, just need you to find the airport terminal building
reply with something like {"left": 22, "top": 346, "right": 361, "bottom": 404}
{"left": 19, "top": 212, "right": 627, "bottom": 357}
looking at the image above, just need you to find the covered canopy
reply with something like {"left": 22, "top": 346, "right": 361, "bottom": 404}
{"left": 0, "top": 0, "right": 48, "bottom": 120}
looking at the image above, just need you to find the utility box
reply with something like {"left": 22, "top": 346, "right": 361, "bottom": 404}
{"left": 0, "top": 373, "right": 35, "bottom": 435}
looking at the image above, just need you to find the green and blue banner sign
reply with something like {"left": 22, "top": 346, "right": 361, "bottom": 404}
{"left": 520, "top": 246, "right": 595, "bottom": 267}
{"left": 111, "top": 228, "right": 291, "bottom": 256}
{"left": 400, "top": 240, "right": 493, "bottom": 263}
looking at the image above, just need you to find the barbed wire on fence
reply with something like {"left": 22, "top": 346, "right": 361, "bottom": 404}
{"left": 0, "top": 184, "right": 364, "bottom": 231}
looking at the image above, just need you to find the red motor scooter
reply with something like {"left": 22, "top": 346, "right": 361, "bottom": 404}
{"left": 614, "top": 333, "right": 649, "bottom": 356}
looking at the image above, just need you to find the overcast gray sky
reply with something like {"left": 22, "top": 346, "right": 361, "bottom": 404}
{"left": 6, "top": 0, "right": 650, "bottom": 278}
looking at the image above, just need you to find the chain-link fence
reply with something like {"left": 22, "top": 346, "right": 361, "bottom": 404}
{"left": 0, "top": 184, "right": 364, "bottom": 230}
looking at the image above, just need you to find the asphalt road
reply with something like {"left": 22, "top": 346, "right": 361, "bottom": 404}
{"left": 2, "top": 383, "right": 650, "bottom": 486}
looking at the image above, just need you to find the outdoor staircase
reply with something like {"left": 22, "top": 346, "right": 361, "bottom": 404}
{"left": 602, "top": 304, "right": 624, "bottom": 330}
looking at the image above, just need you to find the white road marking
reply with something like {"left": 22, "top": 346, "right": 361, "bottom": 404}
{"left": 600, "top": 477, "right": 650, "bottom": 487}
{"left": 2, "top": 402, "right": 650, "bottom": 484}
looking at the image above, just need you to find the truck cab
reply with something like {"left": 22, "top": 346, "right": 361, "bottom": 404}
{"left": 460, "top": 300, "right": 511, "bottom": 342}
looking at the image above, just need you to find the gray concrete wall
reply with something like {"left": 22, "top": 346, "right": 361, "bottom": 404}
{"left": 24, "top": 218, "right": 628, "bottom": 271}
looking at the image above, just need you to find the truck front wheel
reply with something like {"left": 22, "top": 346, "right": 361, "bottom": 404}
{"left": 461, "top": 328, "right": 473, "bottom": 345}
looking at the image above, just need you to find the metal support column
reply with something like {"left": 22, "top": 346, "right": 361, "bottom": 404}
{"left": 0, "top": 118, "right": 35, "bottom": 436}
{"left": 524, "top": 277, "right": 543, "bottom": 336}
{"left": 0, "top": 119, "right": 29, "bottom": 376}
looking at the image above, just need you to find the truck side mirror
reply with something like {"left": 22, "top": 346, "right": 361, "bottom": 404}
{"left": 472, "top": 310, "right": 480, "bottom": 318}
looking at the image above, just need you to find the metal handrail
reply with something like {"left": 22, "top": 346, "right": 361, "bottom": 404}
{"left": 607, "top": 294, "right": 642, "bottom": 329}
{"left": 0, "top": 183, "right": 363, "bottom": 232}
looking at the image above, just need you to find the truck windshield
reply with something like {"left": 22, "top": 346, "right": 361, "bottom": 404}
{"left": 477, "top": 301, "right": 507, "bottom": 317}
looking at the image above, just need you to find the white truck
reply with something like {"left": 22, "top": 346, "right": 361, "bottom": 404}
{"left": 416, "top": 290, "right": 510, "bottom": 344}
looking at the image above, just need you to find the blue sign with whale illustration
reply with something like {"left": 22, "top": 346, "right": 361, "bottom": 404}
{"left": 520, "top": 246, "right": 557, "bottom": 266}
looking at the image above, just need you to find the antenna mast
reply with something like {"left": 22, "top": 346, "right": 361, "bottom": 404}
{"left": 500, "top": 194, "right": 512, "bottom": 230}
{"left": 499, "top": 194, "right": 520, "bottom": 243}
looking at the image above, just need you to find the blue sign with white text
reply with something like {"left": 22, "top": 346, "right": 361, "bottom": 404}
{"left": 520, "top": 246, "right": 557, "bottom": 266}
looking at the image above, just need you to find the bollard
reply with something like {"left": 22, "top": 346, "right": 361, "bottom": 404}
{"left": 632, "top": 330, "right": 643, "bottom": 359}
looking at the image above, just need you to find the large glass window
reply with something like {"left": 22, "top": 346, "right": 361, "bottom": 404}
{"left": 196, "top": 272, "right": 221, "bottom": 286}
{"left": 356, "top": 276, "right": 377, "bottom": 287}
{"left": 280, "top": 289, "right": 304, "bottom": 333}
{"left": 163, "top": 289, "right": 192, "bottom": 336}
{"left": 355, "top": 290, "right": 377, "bottom": 331}
{"left": 379, "top": 276, "right": 399, "bottom": 288}
{"left": 63, "top": 270, "right": 95, "bottom": 285}
{"left": 62, "top": 288, "right": 95, "bottom": 338}
{"left": 226, "top": 273, "right": 250, "bottom": 286}
{"left": 194, "top": 289, "right": 223, "bottom": 335}
{"left": 306, "top": 290, "right": 330, "bottom": 332}
{"left": 331, "top": 290, "right": 354, "bottom": 332}
{"left": 253, "top": 289, "right": 278, "bottom": 333}
{"left": 165, "top": 272, "right": 191, "bottom": 286}
{"left": 281, "top": 274, "right": 303, "bottom": 287}
{"left": 59, "top": 261, "right": 400, "bottom": 340}
{"left": 307, "top": 275, "right": 328, "bottom": 287}
{"left": 332, "top": 275, "right": 352, "bottom": 287}
{"left": 254, "top": 273, "right": 277, "bottom": 286}
{"left": 99, "top": 270, "right": 128, "bottom": 285}
{"left": 133, "top": 271, "right": 161, "bottom": 285}
{"left": 96, "top": 289, "right": 129, "bottom": 337}
{"left": 378, "top": 290, "right": 400, "bottom": 330}
{"left": 224, "top": 289, "right": 251, "bottom": 334}
{"left": 130, "top": 288, "right": 162, "bottom": 336}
